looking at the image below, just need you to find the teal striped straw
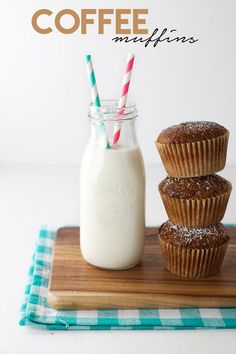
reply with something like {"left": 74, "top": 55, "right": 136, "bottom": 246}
{"left": 85, "top": 55, "right": 110, "bottom": 149}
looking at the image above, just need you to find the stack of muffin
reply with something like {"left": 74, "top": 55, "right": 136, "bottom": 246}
{"left": 155, "top": 121, "right": 232, "bottom": 279}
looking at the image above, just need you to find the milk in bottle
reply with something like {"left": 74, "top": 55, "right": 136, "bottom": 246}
{"left": 80, "top": 100, "right": 145, "bottom": 269}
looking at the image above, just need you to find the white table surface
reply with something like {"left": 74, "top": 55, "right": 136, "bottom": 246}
{"left": 1, "top": 164, "right": 236, "bottom": 354}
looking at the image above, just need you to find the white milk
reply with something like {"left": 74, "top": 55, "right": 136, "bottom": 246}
{"left": 80, "top": 143, "right": 145, "bottom": 269}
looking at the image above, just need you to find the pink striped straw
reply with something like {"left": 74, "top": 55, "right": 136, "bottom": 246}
{"left": 113, "top": 53, "right": 135, "bottom": 145}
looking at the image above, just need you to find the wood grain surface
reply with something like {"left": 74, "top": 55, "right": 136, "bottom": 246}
{"left": 48, "top": 227, "right": 236, "bottom": 310}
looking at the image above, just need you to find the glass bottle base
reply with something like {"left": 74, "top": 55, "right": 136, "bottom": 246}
{"left": 84, "top": 259, "right": 141, "bottom": 271}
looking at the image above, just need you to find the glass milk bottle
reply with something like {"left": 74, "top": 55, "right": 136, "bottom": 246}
{"left": 80, "top": 100, "right": 145, "bottom": 269}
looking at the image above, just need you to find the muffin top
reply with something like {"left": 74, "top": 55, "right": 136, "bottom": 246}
{"left": 156, "top": 121, "right": 228, "bottom": 144}
{"left": 159, "top": 221, "right": 229, "bottom": 248}
{"left": 159, "top": 174, "right": 231, "bottom": 199}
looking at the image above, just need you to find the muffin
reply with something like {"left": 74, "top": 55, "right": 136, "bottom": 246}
{"left": 155, "top": 121, "right": 229, "bottom": 177}
{"left": 158, "top": 221, "right": 229, "bottom": 279}
{"left": 159, "top": 174, "right": 232, "bottom": 227}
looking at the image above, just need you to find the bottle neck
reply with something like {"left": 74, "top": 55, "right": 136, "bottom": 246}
{"left": 89, "top": 118, "right": 138, "bottom": 149}
{"left": 88, "top": 100, "right": 138, "bottom": 149}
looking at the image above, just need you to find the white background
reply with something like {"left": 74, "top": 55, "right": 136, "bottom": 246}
{"left": 1, "top": 1, "right": 236, "bottom": 353}
{"left": 0, "top": 0, "right": 236, "bottom": 164}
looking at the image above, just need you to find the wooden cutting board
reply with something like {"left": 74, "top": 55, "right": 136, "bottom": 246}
{"left": 48, "top": 227, "right": 236, "bottom": 310}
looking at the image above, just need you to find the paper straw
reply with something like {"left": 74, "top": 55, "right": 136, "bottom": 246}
{"left": 85, "top": 55, "right": 110, "bottom": 149}
{"left": 112, "top": 53, "right": 135, "bottom": 146}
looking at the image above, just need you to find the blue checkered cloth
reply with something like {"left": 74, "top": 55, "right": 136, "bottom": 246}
{"left": 20, "top": 228, "right": 236, "bottom": 330}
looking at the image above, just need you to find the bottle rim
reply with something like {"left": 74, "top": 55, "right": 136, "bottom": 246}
{"left": 88, "top": 99, "right": 137, "bottom": 122}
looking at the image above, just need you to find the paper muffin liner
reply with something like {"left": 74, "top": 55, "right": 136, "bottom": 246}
{"left": 159, "top": 187, "right": 232, "bottom": 227}
{"left": 159, "top": 236, "right": 229, "bottom": 279}
{"left": 155, "top": 132, "right": 229, "bottom": 177}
